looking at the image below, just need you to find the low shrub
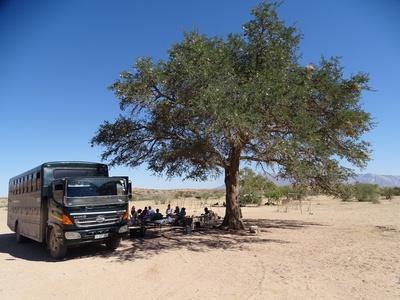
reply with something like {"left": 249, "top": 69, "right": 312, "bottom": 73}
{"left": 353, "top": 183, "right": 380, "bottom": 202}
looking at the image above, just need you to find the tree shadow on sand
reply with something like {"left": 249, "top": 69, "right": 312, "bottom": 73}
{"left": 0, "top": 218, "right": 324, "bottom": 262}
{"left": 0, "top": 232, "right": 120, "bottom": 262}
{"left": 108, "top": 218, "right": 325, "bottom": 263}
{"left": 245, "top": 218, "right": 325, "bottom": 230}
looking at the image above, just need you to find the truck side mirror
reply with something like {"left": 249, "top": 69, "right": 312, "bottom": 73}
{"left": 128, "top": 181, "right": 132, "bottom": 200}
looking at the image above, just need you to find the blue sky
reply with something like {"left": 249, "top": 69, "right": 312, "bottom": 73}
{"left": 1, "top": 0, "right": 399, "bottom": 196}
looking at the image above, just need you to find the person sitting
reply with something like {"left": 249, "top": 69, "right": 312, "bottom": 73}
{"left": 142, "top": 206, "right": 148, "bottom": 216}
{"left": 136, "top": 209, "right": 143, "bottom": 223}
{"left": 180, "top": 207, "right": 186, "bottom": 217}
{"left": 174, "top": 206, "right": 180, "bottom": 216}
{"left": 147, "top": 206, "right": 155, "bottom": 219}
{"left": 151, "top": 208, "right": 163, "bottom": 221}
{"left": 201, "top": 207, "right": 218, "bottom": 227}
{"left": 166, "top": 204, "right": 174, "bottom": 218}
{"left": 208, "top": 210, "right": 219, "bottom": 228}
{"left": 174, "top": 207, "right": 186, "bottom": 225}
{"left": 140, "top": 207, "right": 149, "bottom": 221}
{"left": 130, "top": 206, "right": 139, "bottom": 225}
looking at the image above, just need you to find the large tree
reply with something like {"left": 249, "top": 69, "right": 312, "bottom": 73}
{"left": 91, "top": 2, "right": 374, "bottom": 230}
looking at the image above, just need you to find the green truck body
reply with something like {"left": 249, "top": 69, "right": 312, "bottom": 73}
{"left": 7, "top": 161, "right": 130, "bottom": 259}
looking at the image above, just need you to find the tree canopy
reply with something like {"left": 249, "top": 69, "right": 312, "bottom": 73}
{"left": 91, "top": 1, "right": 374, "bottom": 230}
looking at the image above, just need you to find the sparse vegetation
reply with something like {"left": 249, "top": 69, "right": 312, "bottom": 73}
{"left": 338, "top": 184, "right": 354, "bottom": 201}
{"left": 0, "top": 198, "right": 7, "bottom": 208}
{"left": 129, "top": 188, "right": 225, "bottom": 208}
{"left": 239, "top": 167, "right": 270, "bottom": 205}
{"left": 380, "top": 186, "right": 400, "bottom": 200}
{"left": 264, "top": 189, "right": 282, "bottom": 204}
{"left": 353, "top": 183, "right": 380, "bottom": 203}
{"left": 151, "top": 194, "right": 170, "bottom": 205}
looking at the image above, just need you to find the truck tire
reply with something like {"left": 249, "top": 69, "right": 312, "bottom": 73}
{"left": 49, "top": 227, "right": 67, "bottom": 259}
{"left": 105, "top": 237, "right": 121, "bottom": 250}
{"left": 15, "top": 223, "right": 27, "bottom": 243}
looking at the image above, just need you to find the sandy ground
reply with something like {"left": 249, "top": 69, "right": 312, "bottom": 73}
{"left": 0, "top": 195, "right": 399, "bottom": 300}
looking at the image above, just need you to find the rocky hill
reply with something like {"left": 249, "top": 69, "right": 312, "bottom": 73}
{"left": 348, "top": 174, "right": 400, "bottom": 187}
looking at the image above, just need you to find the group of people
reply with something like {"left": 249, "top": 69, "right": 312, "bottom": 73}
{"left": 130, "top": 203, "right": 187, "bottom": 225}
{"left": 130, "top": 205, "right": 162, "bottom": 224}
{"left": 129, "top": 203, "right": 218, "bottom": 229}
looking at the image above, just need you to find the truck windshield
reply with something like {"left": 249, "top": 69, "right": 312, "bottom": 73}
{"left": 64, "top": 178, "right": 128, "bottom": 207}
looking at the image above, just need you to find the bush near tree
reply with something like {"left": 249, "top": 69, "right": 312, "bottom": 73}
{"left": 353, "top": 183, "right": 380, "bottom": 203}
{"left": 380, "top": 187, "right": 400, "bottom": 199}
{"left": 239, "top": 167, "right": 269, "bottom": 205}
{"left": 264, "top": 188, "right": 282, "bottom": 204}
{"left": 337, "top": 183, "right": 384, "bottom": 202}
{"left": 337, "top": 184, "right": 354, "bottom": 201}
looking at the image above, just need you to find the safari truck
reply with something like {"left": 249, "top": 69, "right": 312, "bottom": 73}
{"left": 7, "top": 161, "right": 131, "bottom": 259}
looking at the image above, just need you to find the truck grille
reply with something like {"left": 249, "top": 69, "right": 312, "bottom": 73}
{"left": 70, "top": 211, "right": 123, "bottom": 228}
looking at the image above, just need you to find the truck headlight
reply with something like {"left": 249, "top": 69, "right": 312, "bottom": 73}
{"left": 65, "top": 232, "right": 81, "bottom": 240}
{"left": 118, "top": 225, "right": 128, "bottom": 233}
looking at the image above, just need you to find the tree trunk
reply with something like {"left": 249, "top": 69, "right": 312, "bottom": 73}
{"left": 220, "top": 146, "right": 245, "bottom": 230}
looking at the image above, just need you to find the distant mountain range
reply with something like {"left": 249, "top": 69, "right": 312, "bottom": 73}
{"left": 347, "top": 174, "right": 400, "bottom": 187}
{"left": 264, "top": 173, "right": 400, "bottom": 187}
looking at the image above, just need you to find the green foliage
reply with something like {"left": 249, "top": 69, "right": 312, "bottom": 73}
{"left": 264, "top": 189, "right": 282, "bottom": 202}
{"left": 337, "top": 183, "right": 381, "bottom": 202}
{"left": 295, "top": 187, "right": 309, "bottom": 199}
{"left": 277, "top": 185, "right": 295, "bottom": 196}
{"left": 394, "top": 187, "right": 400, "bottom": 196}
{"left": 338, "top": 184, "right": 354, "bottom": 201}
{"left": 239, "top": 167, "right": 268, "bottom": 194}
{"left": 380, "top": 187, "right": 400, "bottom": 199}
{"left": 196, "top": 191, "right": 224, "bottom": 200}
{"left": 241, "top": 193, "right": 263, "bottom": 205}
{"left": 265, "top": 180, "right": 278, "bottom": 190}
{"left": 239, "top": 167, "right": 269, "bottom": 205}
{"left": 353, "top": 183, "right": 380, "bottom": 203}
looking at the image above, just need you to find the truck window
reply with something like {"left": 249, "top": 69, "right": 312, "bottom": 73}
{"left": 53, "top": 169, "right": 100, "bottom": 179}
{"left": 53, "top": 183, "right": 64, "bottom": 202}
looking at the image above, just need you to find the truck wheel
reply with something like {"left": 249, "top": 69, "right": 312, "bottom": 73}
{"left": 15, "top": 223, "right": 27, "bottom": 243}
{"left": 105, "top": 237, "right": 121, "bottom": 250}
{"left": 49, "top": 227, "right": 67, "bottom": 259}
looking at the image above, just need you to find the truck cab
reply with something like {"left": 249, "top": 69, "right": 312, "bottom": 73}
{"left": 47, "top": 176, "right": 130, "bottom": 258}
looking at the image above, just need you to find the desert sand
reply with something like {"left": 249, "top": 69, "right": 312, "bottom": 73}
{"left": 0, "top": 195, "right": 399, "bottom": 300}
